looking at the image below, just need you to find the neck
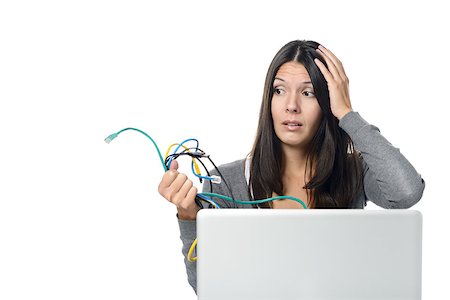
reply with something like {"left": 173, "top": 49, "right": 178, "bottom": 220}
{"left": 281, "top": 145, "right": 309, "bottom": 179}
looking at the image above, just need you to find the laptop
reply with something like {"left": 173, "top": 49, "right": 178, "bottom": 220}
{"left": 196, "top": 209, "right": 422, "bottom": 300}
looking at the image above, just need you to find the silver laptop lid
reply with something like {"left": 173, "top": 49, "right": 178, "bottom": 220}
{"left": 197, "top": 209, "right": 422, "bottom": 300}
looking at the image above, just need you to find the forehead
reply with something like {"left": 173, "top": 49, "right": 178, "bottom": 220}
{"left": 275, "top": 61, "right": 310, "bottom": 81}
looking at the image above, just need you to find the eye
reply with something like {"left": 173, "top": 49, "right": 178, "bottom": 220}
{"left": 273, "top": 87, "right": 285, "bottom": 95}
{"left": 303, "top": 90, "right": 315, "bottom": 97}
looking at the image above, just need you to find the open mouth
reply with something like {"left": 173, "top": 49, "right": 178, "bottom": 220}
{"left": 282, "top": 121, "right": 303, "bottom": 127}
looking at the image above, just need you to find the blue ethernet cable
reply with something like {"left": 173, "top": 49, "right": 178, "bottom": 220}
{"left": 190, "top": 160, "right": 221, "bottom": 184}
{"left": 196, "top": 194, "right": 220, "bottom": 209}
{"left": 166, "top": 138, "right": 220, "bottom": 183}
{"left": 166, "top": 138, "right": 199, "bottom": 169}
{"left": 105, "top": 128, "right": 307, "bottom": 209}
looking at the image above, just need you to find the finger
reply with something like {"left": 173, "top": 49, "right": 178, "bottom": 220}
{"left": 316, "top": 48, "right": 339, "bottom": 80}
{"left": 318, "top": 45, "right": 348, "bottom": 81}
{"left": 169, "top": 159, "right": 179, "bottom": 171}
{"left": 158, "top": 168, "right": 179, "bottom": 194}
{"left": 179, "top": 186, "right": 198, "bottom": 210}
{"left": 168, "top": 173, "right": 189, "bottom": 199}
{"left": 314, "top": 58, "right": 334, "bottom": 83}
{"left": 318, "top": 45, "right": 342, "bottom": 67}
{"left": 186, "top": 186, "right": 199, "bottom": 208}
{"left": 175, "top": 179, "right": 194, "bottom": 203}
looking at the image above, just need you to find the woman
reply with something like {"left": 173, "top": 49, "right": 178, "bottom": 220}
{"left": 158, "top": 40, "right": 425, "bottom": 293}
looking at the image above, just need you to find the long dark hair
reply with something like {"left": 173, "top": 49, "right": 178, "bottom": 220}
{"left": 249, "top": 40, "right": 362, "bottom": 208}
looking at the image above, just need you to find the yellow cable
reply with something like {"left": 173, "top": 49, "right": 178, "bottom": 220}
{"left": 186, "top": 201, "right": 218, "bottom": 263}
{"left": 165, "top": 143, "right": 214, "bottom": 263}
{"left": 191, "top": 156, "right": 202, "bottom": 176}
{"left": 165, "top": 143, "right": 201, "bottom": 175}
{"left": 188, "top": 238, "right": 198, "bottom": 262}
{"left": 164, "top": 143, "right": 180, "bottom": 159}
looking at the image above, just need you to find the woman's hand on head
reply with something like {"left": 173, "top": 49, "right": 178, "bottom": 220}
{"left": 158, "top": 159, "right": 200, "bottom": 220}
{"left": 314, "top": 45, "right": 353, "bottom": 120}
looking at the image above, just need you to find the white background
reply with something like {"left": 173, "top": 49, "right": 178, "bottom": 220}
{"left": 0, "top": 0, "right": 448, "bottom": 299}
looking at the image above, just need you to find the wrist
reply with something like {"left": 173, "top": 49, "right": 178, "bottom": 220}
{"left": 336, "top": 108, "right": 353, "bottom": 121}
{"left": 177, "top": 207, "right": 200, "bottom": 220}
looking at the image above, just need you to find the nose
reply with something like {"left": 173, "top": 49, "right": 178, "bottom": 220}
{"left": 286, "top": 94, "right": 300, "bottom": 113}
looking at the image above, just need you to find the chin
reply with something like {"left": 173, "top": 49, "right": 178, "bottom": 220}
{"left": 280, "top": 139, "right": 308, "bottom": 148}
{"left": 278, "top": 133, "right": 314, "bottom": 149}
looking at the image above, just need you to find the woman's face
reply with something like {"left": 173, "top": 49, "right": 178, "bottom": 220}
{"left": 271, "top": 61, "right": 323, "bottom": 150}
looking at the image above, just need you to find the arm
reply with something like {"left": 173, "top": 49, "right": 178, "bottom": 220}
{"left": 176, "top": 167, "right": 231, "bottom": 294}
{"left": 314, "top": 45, "right": 424, "bottom": 208}
{"left": 340, "top": 111, "right": 425, "bottom": 208}
{"left": 177, "top": 217, "right": 198, "bottom": 294}
{"left": 157, "top": 158, "right": 199, "bottom": 294}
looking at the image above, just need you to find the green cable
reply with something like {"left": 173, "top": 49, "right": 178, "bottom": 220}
{"left": 105, "top": 128, "right": 307, "bottom": 209}
{"left": 200, "top": 192, "right": 307, "bottom": 209}
{"left": 104, "top": 127, "right": 167, "bottom": 171}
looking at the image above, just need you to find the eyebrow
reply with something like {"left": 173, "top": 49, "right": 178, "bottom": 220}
{"left": 274, "top": 77, "right": 312, "bottom": 85}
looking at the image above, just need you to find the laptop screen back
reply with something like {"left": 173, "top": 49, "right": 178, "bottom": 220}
{"left": 196, "top": 209, "right": 422, "bottom": 300}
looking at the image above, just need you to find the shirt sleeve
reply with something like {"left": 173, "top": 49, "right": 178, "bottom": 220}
{"left": 176, "top": 167, "right": 232, "bottom": 294}
{"left": 177, "top": 216, "right": 198, "bottom": 294}
{"left": 339, "top": 111, "right": 425, "bottom": 208}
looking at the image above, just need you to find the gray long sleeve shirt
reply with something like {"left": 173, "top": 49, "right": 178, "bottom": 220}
{"left": 177, "top": 111, "right": 425, "bottom": 294}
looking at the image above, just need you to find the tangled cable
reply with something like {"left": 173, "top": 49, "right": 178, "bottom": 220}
{"left": 105, "top": 127, "right": 307, "bottom": 262}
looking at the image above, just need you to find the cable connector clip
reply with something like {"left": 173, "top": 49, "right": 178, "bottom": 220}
{"left": 211, "top": 175, "right": 221, "bottom": 184}
{"left": 104, "top": 133, "right": 118, "bottom": 144}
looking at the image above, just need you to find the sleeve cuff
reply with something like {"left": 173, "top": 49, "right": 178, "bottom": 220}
{"left": 338, "top": 111, "right": 371, "bottom": 137}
